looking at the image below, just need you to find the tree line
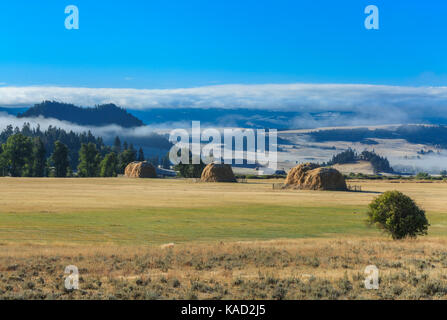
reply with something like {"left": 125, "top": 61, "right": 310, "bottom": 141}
{"left": 0, "top": 133, "right": 139, "bottom": 177}
{"left": 0, "top": 123, "right": 106, "bottom": 169}
{"left": 0, "top": 124, "right": 170, "bottom": 177}
{"left": 326, "top": 148, "right": 394, "bottom": 173}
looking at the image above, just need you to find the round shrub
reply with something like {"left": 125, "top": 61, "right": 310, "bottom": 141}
{"left": 367, "top": 191, "right": 429, "bottom": 239}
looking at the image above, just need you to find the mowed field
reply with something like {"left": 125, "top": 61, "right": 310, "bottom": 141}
{"left": 0, "top": 177, "right": 446, "bottom": 244}
{"left": 1, "top": 178, "right": 447, "bottom": 300}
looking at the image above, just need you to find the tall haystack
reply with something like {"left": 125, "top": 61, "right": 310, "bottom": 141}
{"left": 124, "top": 161, "right": 157, "bottom": 178}
{"left": 201, "top": 163, "right": 237, "bottom": 183}
{"left": 285, "top": 163, "right": 347, "bottom": 191}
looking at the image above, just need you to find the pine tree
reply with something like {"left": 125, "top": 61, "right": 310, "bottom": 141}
{"left": 113, "top": 136, "right": 121, "bottom": 154}
{"left": 118, "top": 149, "right": 136, "bottom": 173}
{"left": 78, "top": 143, "right": 101, "bottom": 177}
{"left": 32, "top": 137, "right": 46, "bottom": 177}
{"left": 174, "top": 150, "right": 205, "bottom": 178}
{"left": 51, "top": 141, "right": 70, "bottom": 177}
{"left": 100, "top": 152, "right": 118, "bottom": 177}
{"left": 0, "top": 145, "right": 7, "bottom": 177}
{"left": 2, "top": 134, "right": 33, "bottom": 177}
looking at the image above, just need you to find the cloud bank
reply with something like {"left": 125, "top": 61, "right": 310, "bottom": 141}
{"left": 0, "top": 112, "right": 172, "bottom": 148}
{"left": 1, "top": 84, "right": 447, "bottom": 113}
{"left": 1, "top": 83, "right": 447, "bottom": 129}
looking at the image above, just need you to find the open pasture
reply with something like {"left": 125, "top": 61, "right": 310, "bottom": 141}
{"left": 0, "top": 178, "right": 447, "bottom": 299}
{"left": 0, "top": 178, "right": 446, "bottom": 244}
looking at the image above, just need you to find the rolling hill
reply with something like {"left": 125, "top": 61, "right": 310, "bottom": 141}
{"left": 17, "top": 101, "right": 144, "bottom": 128}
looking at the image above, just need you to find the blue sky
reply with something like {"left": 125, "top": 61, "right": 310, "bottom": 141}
{"left": 0, "top": 0, "right": 446, "bottom": 88}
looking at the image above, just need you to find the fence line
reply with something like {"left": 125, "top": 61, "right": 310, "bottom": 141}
{"left": 348, "top": 185, "right": 362, "bottom": 192}
{"left": 272, "top": 183, "right": 285, "bottom": 190}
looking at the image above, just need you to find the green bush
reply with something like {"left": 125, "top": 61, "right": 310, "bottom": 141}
{"left": 367, "top": 191, "right": 429, "bottom": 240}
{"left": 416, "top": 172, "right": 430, "bottom": 180}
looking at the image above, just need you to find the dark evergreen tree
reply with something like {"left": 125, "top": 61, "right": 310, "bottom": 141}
{"left": 2, "top": 134, "right": 33, "bottom": 177}
{"left": 118, "top": 149, "right": 136, "bottom": 173}
{"left": 0, "top": 145, "right": 7, "bottom": 177}
{"left": 113, "top": 136, "right": 121, "bottom": 154}
{"left": 100, "top": 152, "right": 119, "bottom": 177}
{"left": 51, "top": 141, "right": 70, "bottom": 177}
{"left": 327, "top": 148, "right": 356, "bottom": 165}
{"left": 174, "top": 150, "right": 205, "bottom": 178}
{"left": 78, "top": 143, "right": 101, "bottom": 177}
{"left": 359, "top": 150, "right": 393, "bottom": 173}
{"left": 32, "top": 137, "right": 46, "bottom": 177}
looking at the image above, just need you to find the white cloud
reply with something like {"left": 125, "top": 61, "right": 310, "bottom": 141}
{"left": 0, "top": 84, "right": 446, "bottom": 113}
{"left": 1, "top": 83, "right": 447, "bottom": 129}
{"left": 0, "top": 112, "right": 168, "bottom": 143}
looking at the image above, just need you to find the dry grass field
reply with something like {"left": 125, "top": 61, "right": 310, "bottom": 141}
{"left": 1, "top": 239, "right": 447, "bottom": 300}
{"left": 1, "top": 177, "right": 445, "bottom": 214}
{"left": 0, "top": 177, "right": 446, "bottom": 299}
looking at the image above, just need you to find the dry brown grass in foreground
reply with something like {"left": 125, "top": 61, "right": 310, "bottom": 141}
{"left": 1, "top": 238, "right": 447, "bottom": 300}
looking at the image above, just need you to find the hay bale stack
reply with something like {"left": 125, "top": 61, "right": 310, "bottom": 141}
{"left": 201, "top": 163, "right": 237, "bottom": 183}
{"left": 124, "top": 161, "right": 157, "bottom": 178}
{"left": 285, "top": 163, "right": 347, "bottom": 191}
{"left": 284, "top": 163, "right": 320, "bottom": 185}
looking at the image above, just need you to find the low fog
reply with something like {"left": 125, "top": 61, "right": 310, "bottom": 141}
{"left": 0, "top": 113, "right": 171, "bottom": 149}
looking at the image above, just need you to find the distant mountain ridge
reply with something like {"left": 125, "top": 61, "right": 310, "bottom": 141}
{"left": 17, "top": 101, "right": 144, "bottom": 128}
{"left": 306, "top": 125, "right": 447, "bottom": 149}
{"left": 129, "top": 108, "right": 447, "bottom": 130}
{"left": 11, "top": 102, "right": 447, "bottom": 130}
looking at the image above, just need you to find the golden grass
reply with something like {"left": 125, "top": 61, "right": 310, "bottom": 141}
{"left": 1, "top": 238, "right": 447, "bottom": 299}
{"left": 0, "top": 177, "right": 446, "bottom": 243}
{"left": 0, "top": 177, "right": 445, "bottom": 213}
{"left": 0, "top": 178, "right": 446, "bottom": 299}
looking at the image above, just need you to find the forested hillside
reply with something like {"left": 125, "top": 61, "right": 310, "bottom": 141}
{"left": 17, "top": 101, "right": 144, "bottom": 128}
{"left": 326, "top": 148, "right": 393, "bottom": 173}
{"left": 308, "top": 125, "right": 447, "bottom": 149}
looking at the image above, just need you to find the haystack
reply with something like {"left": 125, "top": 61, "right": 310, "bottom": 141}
{"left": 285, "top": 163, "right": 347, "bottom": 191}
{"left": 201, "top": 163, "right": 237, "bottom": 183}
{"left": 124, "top": 161, "right": 157, "bottom": 178}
